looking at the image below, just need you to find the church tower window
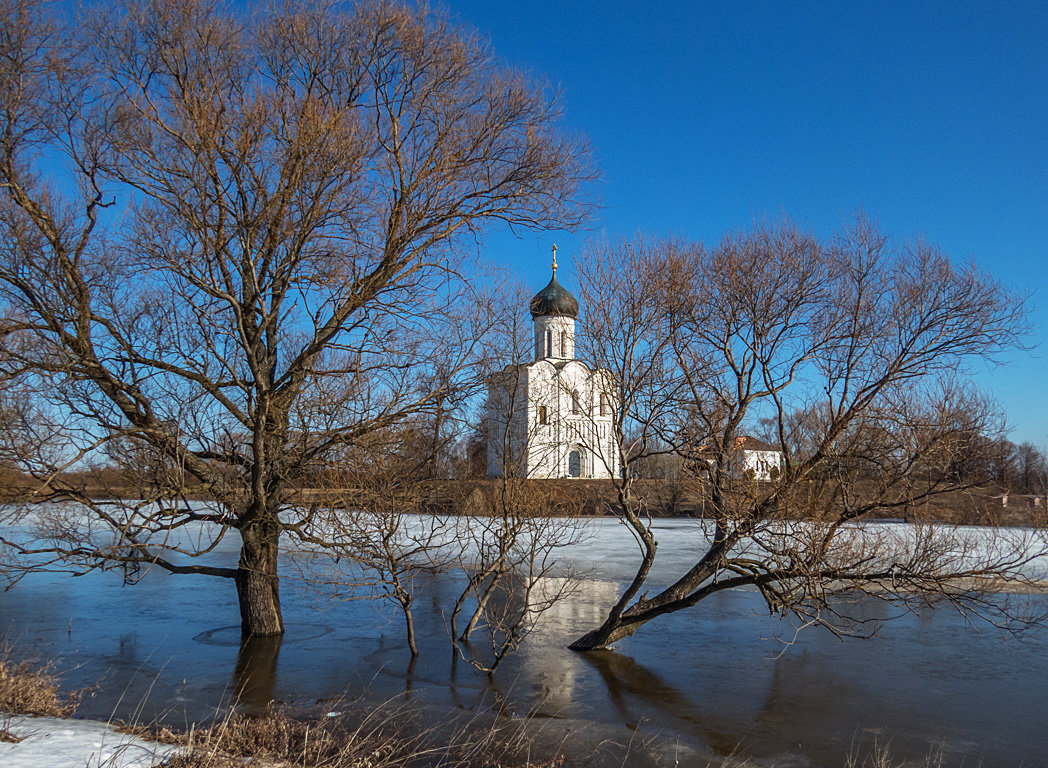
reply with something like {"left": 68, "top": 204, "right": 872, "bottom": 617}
{"left": 539, "top": 405, "right": 548, "bottom": 425}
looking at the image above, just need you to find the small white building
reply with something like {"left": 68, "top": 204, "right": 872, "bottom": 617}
{"left": 734, "top": 436, "right": 784, "bottom": 481}
{"left": 486, "top": 251, "right": 620, "bottom": 479}
{"left": 692, "top": 436, "right": 784, "bottom": 482}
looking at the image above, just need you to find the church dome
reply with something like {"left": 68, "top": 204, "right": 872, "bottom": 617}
{"left": 529, "top": 274, "right": 579, "bottom": 318}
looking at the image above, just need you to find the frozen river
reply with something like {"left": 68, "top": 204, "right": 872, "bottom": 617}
{"left": 2, "top": 516, "right": 1047, "bottom": 767}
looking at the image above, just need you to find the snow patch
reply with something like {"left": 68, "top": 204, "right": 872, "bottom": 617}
{"left": 0, "top": 713, "right": 178, "bottom": 768}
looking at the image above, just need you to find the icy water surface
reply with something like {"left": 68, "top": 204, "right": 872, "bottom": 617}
{"left": 2, "top": 517, "right": 1047, "bottom": 767}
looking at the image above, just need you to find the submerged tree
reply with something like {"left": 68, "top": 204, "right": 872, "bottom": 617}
{"left": 451, "top": 293, "right": 588, "bottom": 672}
{"left": 296, "top": 283, "right": 586, "bottom": 668}
{"left": 571, "top": 219, "right": 1043, "bottom": 651}
{"left": 449, "top": 480, "right": 584, "bottom": 675}
{"left": 298, "top": 428, "right": 457, "bottom": 659}
{"left": 0, "top": 0, "right": 591, "bottom": 635}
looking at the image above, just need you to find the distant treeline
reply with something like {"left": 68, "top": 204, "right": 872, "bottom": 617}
{"left": 5, "top": 469, "right": 1045, "bottom": 530}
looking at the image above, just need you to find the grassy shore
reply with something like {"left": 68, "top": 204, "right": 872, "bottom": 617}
{"left": 115, "top": 704, "right": 570, "bottom": 768}
{"left": 0, "top": 651, "right": 79, "bottom": 723}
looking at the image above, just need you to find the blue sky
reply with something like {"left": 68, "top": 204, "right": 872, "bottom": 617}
{"left": 442, "top": 1, "right": 1048, "bottom": 445}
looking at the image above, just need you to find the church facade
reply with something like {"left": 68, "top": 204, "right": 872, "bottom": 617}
{"left": 486, "top": 251, "right": 620, "bottom": 480}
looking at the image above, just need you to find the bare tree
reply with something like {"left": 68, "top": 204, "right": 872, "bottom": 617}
{"left": 1014, "top": 442, "right": 1048, "bottom": 496}
{"left": 568, "top": 236, "right": 688, "bottom": 644}
{"left": 570, "top": 219, "right": 1043, "bottom": 651}
{"left": 439, "top": 286, "right": 587, "bottom": 674}
{"left": 266, "top": 282, "right": 586, "bottom": 670}
{"left": 299, "top": 430, "right": 457, "bottom": 659}
{"left": 448, "top": 479, "right": 585, "bottom": 674}
{"left": 0, "top": 0, "right": 591, "bottom": 636}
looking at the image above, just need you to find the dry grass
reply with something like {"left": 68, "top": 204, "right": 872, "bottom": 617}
{"left": 0, "top": 651, "right": 80, "bottom": 747}
{"left": 714, "top": 740, "right": 950, "bottom": 768}
{"left": 0, "top": 652, "right": 79, "bottom": 718}
{"left": 716, "top": 752, "right": 947, "bottom": 768}
{"left": 845, "top": 740, "right": 947, "bottom": 768}
{"left": 117, "top": 702, "right": 568, "bottom": 768}
{"left": 124, "top": 707, "right": 409, "bottom": 768}
{"left": 0, "top": 714, "right": 23, "bottom": 743}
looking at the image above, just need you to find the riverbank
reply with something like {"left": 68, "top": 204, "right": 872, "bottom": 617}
{"left": 1, "top": 697, "right": 1036, "bottom": 768}
{"left": 4, "top": 472, "right": 1046, "bottom": 529}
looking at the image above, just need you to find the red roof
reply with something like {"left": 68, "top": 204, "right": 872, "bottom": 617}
{"left": 695, "top": 436, "right": 781, "bottom": 454}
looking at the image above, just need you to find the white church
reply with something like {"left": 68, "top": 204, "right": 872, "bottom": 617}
{"left": 486, "top": 248, "right": 620, "bottom": 479}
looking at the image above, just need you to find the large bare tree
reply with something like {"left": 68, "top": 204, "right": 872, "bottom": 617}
{"left": 0, "top": 0, "right": 591, "bottom": 636}
{"left": 570, "top": 219, "right": 1043, "bottom": 651}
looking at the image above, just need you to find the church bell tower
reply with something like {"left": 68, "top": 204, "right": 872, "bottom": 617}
{"left": 530, "top": 245, "right": 579, "bottom": 361}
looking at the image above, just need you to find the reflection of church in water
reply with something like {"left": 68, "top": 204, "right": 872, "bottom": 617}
{"left": 486, "top": 247, "right": 620, "bottom": 479}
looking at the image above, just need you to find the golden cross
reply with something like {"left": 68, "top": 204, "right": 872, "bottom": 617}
{"left": 551, "top": 244, "right": 558, "bottom": 275}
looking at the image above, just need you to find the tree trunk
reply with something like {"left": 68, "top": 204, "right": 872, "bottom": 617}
{"left": 236, "top": 520, "right": 284, "bottom": 637}
{"left": 402, "top": 600, "right": 418, "bottom": 658}
{"left": 394, "top": 584, "right": 419, "bottom": 658}
{"left": 569, "top": 475, "right": 656, "bottom": 652}
{"left": 569, "top": 617, "right": 642, "bottom": 651}
{"left": 460, "top": 576, "right": 500, "bottom": 641}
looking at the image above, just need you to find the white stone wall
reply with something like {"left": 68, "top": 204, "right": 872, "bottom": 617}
{"left": 533, "top": 315, "right": 575, "bottom": 361}
{"left": 742, "top": 449, "right": 783, "bottom": 481}
{"left": 486, "top": 345, "right": 619, "bottom": 479}
{"left": 523, "top": 360, "right": 618, "bottom": 479}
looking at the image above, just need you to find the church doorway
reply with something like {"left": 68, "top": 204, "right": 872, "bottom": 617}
{"left": 568, "top": 450, "right": 582, "bottom": 478}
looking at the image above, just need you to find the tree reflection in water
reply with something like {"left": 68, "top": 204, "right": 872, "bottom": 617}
{"left": 233, "top": 634, "right": 283, "bottom": 714}
{"left": 578, "top": 648, "right": 744, "bottom": 759}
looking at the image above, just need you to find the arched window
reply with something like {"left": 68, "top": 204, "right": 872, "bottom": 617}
{"left": 560, "top": 329, "right": 567, "bottom": 357}
{"left": 571, "top": 392, "right": 580, "bottom": 414}
{"left": 600, "top": 393, "right": 610, "bottom": 416}
{"left": 546, "top": 329, "right": 552, "bottom": 358}
{"left": 539, "top": 405, "right": 548, "bottom": 425}
{"left": 568, "top": 450, "right": 582, "bottom": 478}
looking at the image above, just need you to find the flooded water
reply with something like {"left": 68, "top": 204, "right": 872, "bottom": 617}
{"left": 2, "top": 517, "right": 1047, "bottom": 767}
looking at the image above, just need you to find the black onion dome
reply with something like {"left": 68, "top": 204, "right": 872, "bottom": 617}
{"left": 529, "top": 274, "right": 579, "bottom": 318}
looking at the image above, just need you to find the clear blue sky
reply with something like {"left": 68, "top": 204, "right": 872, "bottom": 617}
{"left": 442, "top": 0, "right": 1048, "bottom": 446}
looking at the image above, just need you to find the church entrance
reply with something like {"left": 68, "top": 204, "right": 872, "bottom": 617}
{"left": 568, "top": 450, "right": 581, "bottom": 478}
